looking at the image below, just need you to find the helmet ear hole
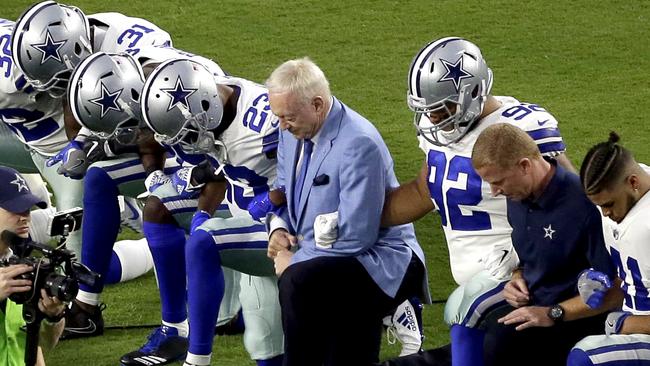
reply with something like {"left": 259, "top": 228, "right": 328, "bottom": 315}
{"left": 201, "top": 100, "right": 210, "bottom": 111}
{"left": 74, "top": 43, "right": 82, "bottom": 55}
{"left": 131, "top": 89, "right": 140, "bottom": 101}
{"left": 471, "top": 85, "right": 479, "bottom": 99}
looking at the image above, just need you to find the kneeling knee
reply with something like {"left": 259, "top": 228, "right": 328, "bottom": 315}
{"left": 566, "top": 349, "right": 593, "bottom": 366}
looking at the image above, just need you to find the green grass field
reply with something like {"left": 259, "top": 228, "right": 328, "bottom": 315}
{"left": 5, "top": 0, "right": 650, "bottom": 364}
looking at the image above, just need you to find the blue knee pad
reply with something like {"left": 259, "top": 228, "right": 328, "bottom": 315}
{"left": 566, "top": 349, "right": 594, "bottom": 366}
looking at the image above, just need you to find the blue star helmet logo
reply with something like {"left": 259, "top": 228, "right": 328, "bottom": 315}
{"left": 438, "top": 56, "right": 473, "bottom": 91}
{"left": 32, "top": 30, "right": 66, "bottom": 65}
{"left": 161, "top": 76, "right": 198, "bottom": 112}
{"left": 89, "top": 83, "right": 123, "bottom": 118}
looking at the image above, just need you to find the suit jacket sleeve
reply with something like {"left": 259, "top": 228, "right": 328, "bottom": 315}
{"left": 334, "top": 135, "right": 385, "bottom": 254}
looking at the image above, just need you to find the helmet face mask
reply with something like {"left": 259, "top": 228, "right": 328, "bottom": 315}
{"left": 68, "top": 52, "right": 146, "bottom": 138}
{"left": 407, "top": 37, "right": 493, "bottom": 146}
{"left": 142, "top": 59, "right": 224, "bottom": 154}
{"left": 12, "top": 0, "right": 92, "bottom": 98}
{"left": 154, "top": 111, "right": 216, "bottom": 154}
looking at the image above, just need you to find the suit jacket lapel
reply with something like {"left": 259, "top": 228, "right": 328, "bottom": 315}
{"left": 296, "top": 98, "right": 344, "bottom": 224}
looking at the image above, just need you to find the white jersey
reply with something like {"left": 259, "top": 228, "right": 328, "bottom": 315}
{"left": 209, "top": 76, "right": 279, "bottom": 217}
{"left": 418, "top": 96, "right": 566, "bottom": 284}
{"left": 0, "top": 14, "right": 172, "bottom": 156}
{"left": 136, "top": 45, "right": 226, "bottom": 78}
{"left": 88, "top": 13, "right": 172, "bottom": 55}
{"left": 601, "top": 164, "right": 650, "bottom": 315}
{"left": 0, "top": 19, "right": 68, "bottom": 156}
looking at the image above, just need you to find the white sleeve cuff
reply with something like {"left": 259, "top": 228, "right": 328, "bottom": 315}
{"left": 268, "top": 214, "right": 289, "bottom": 235}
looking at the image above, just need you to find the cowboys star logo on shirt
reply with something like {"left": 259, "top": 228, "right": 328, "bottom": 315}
{"left": 543, "top": 224, "right": 555, "bottom": 240}
{"left": 612, "top": 228, "right": 619, "bottom": 240}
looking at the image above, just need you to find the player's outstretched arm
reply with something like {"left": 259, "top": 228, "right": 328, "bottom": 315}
{"left": 381, "top": 161, "right": 435, "bottom": 227}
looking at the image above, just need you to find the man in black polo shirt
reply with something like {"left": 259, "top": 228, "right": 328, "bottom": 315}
{"left": 470, "top": 123, "right": 623, "bottom": 366}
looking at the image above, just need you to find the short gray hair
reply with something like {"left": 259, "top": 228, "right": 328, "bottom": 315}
{"left": 265, "top": 57, "right": 331, "bottom": 105}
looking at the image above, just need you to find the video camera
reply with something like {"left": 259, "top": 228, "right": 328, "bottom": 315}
{"left": 0, "top": 207, "right": 99, "bottom": 366}
{"left": 0, "top": 231, "right": 98, "bottom": 305}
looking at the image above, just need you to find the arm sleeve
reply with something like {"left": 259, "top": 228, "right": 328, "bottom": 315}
{"left": 334, "top": 136, "right": 385, "bottom": 254}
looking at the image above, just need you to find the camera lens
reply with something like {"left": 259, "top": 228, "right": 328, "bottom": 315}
{"left": 45, "top": 274, "right": 79, "bottom": 302}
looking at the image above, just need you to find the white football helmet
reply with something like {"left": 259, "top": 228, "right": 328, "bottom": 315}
{"left": 11, "top": 1, "right": 92, "bottom": 97}
{"left": 407, "top": 37, "right": 493, "bottom": 146}
{"left": 141, "top": 58, "right": 223, "bottom": 154}
{"left": 68, "top": 52, "right": 145, "bottom": 140}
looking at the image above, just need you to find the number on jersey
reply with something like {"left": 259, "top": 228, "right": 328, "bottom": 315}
{"left": 243, "top": 93, "right": 277, "bottom": 133}
{"left": 501, "top": 103, "right": 547, "bottom": 121}
{"left": 427, "top": 150, "right": 491, "bottom": 231}
{"left": 118, "top": 24, "right": 155, "bottom": 56}
{"left": 610, "top": 246, "right": 650, "bottom": 311}
{"left": 0, "top": 34, "right": 12, "bottom": 78}
{"left": 0, "top": 108, "right": 60, "bottom": 142}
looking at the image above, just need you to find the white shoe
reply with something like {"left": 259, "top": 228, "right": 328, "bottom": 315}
{"left": 385, "top": 299, "right": 423, "bottom": 356}
{"left": 120, "top": 196, "right": 144, "bottom": 234}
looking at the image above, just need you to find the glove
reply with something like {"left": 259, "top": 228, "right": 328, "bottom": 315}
{"left": 577, "top": 269, "right": 612, "bottom": 309}
{"left": 605, "top": 311, "right": 631, "bottom": 335}
{"left": 46, "top": 140, "right": 88, "bottom": 179}
{"left": 191, "top": 210, "right": 210, "bottom": 233}
{"left": 171, "top": 161, "right": 220, "bottom": 197}
{"left": 144, "top": 170, "right": 171, "bottom": 193}
{"left": 481, "top": 246, "right": 520, "bottom": 281}
{"left": 84, "top": 136, "right": 116, "bottom": 165}
{"left": 247, "top": 186, "right": 286, "bottom": 222}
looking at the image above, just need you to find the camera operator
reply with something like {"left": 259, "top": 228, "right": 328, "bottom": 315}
{"left": 0, "top": 166, "right": 65, "bottom": 366}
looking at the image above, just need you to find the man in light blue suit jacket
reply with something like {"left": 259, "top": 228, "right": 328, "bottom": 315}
{"left": 266, "top": 58, "right": 428, "bottom": 366}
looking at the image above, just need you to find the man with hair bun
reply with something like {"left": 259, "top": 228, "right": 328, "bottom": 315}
{"left": 567, "top": 132, "right": 650, "bottom": 365}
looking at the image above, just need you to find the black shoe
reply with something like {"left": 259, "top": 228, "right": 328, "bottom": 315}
{"left": 120, "top": 326, "right": 188, "bottom": 366}
{"left": 61, "top": 301, "right": 105, "bottom": 339}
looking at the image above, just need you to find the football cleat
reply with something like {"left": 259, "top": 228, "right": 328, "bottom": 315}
{"left": 120, "top": 326, "right": 188, "bottom": 366}
{"left": 384, "top": 298, "right": 424, "bottom": 356}
{"left": 120, "top": 196, "right": 144, "bottom": 234}
{"left": 61, "top": 301, "right": 105, "bottom": 339}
